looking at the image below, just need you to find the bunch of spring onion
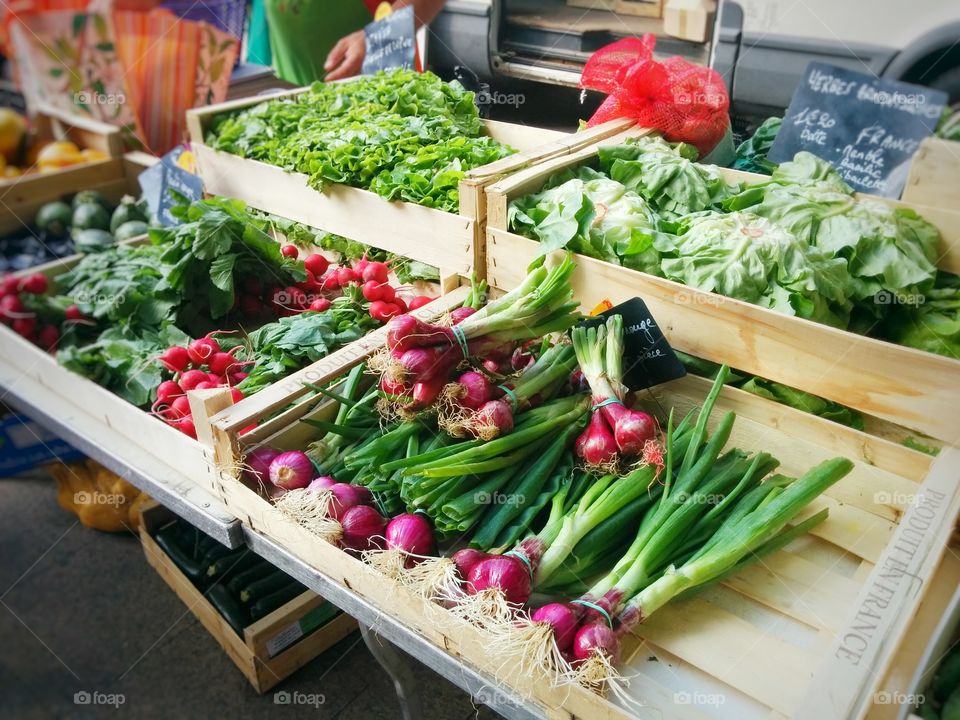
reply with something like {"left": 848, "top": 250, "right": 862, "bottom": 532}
{"left": 438, "top": 341, "right": 579, "bottom": 440}
{"left": 476, "top": 372, "right": 854, "bottom": 692}
{"left": 375, "top": 255, "right": 579, "bottom": 414}
{"left": 572, "top": 315, "right": 656, "bottom": 471}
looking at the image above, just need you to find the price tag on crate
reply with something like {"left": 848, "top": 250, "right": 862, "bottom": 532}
{"left": 768, "top": 61, "right": 947, "bottom": 198}
{"left": 361, "top": 4, "right": 415, "bottom": 75}
{"left": 580, "top": 298, "right": 686, "bottom": 391}
{"left": 138, "top": 146, "right": 204, "bottom": 226}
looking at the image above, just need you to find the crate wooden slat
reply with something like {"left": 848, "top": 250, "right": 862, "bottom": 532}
{"left": 196, "top": 351, "right": 959, "bottom": 720}
{"left": 484, "top": 139, "right": 960, "bottom": 444}
{"left": 186, "top": 86, "right": 635, "bottom": 279}
{"left": 902, "top": 136, "right": 960, "bottom": 212}
{"left": 139, "top": 502, "right": 356, "bottom": 692}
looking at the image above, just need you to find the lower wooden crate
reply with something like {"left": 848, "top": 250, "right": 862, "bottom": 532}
{"left": 139, "top": 501, "right": 357, "bottom": 693}
{"left": 198, "top": 354, "right": 960, "bottom": 719}
{"left": 903, "top": 137, "right": 960, "bottom": 211}
{"left": 567, "top": 0, "right": 663, "bottom": 17}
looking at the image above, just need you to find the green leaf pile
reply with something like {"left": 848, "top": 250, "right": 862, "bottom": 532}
{"left": 206, "top": 69, "right": 515, "bottom": 213}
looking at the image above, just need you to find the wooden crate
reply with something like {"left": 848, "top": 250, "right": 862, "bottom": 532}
{"left": 139, "top": 501, "right": 356, "bottom": 692}
{"left": 483, "top": 137, "right": 960, "bottom": 444}
{"left": 186, "top": 89, "right": 636, "bottom": 281}
{"left": 568, "top": 0, "right": 663, "bottom": 17}
{"left": 195, "top": 349, "right": 960, "bottom": 719}
{"left": 903, "top": 137, "right": 960, "bottom": 211}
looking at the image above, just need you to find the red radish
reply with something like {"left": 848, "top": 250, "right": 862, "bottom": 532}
{"left": 340, "top": 505, "right": 386, "bottom": 551}
{"left": 361, "top": 261, "right": 389, "bottom": 284}
{"left": 230, "top": 371, "right": 249, "bottom": 384}
{"left": 303, "top": 253, "right": 329, "bottom": 277}
{"left": 307, "top": 475, "right": 336, "bottom": 492}
{"left": 169, "top": 395, "right": 192, "bottom": 419}
{"left": 178, "top": 369, "right": 210, "bottom": 392}
{"left": 385, "top": 513, "right": 435, "bottom": 559}
{"left": 531, "top": 603, "right": 582, "bottom": 652}
{"left": 572, "top": 620, "right": 620, "bottom": 664}
{"left": 19, "top": 273, "right": 48, "bottom": 295}
{"left": 12, "top": 316, "right": 36, "bottom": 338}
{"left": 466, "top": 555, "right": 532, "bottom": 605}
{"left": 187, "top": 336, "right": 220, "bottom": 366}
{"left": 156, "top": 380, "right": 183, "bottom": 403}
{"left": 336, "top": 267, "right": 359, "bottom": 286}
{"left": 450, "top": 306, "right": 477, "bottom": 324}
{"left": 599, "top": 403, "right": 656, "bottom": 456}
{"left": 239, "top": 423, "right": 258, "bottom": 435}
{"left": 194, "top": 381, "right": 216, "bottom": 390}
{"left": 1, "top": 294, "right": 24, "bottom": 316}
{"left": 308, "top": 298, "right": 331, "bottom": 312}
{"left": 353, "top": 255, "right": 369, "bottom": 276}
{"left": 64, "top": 304, "right": 84, "bottom": 321}
{"left": 269, "top": 451, "right": 313, "bottom": 490}
{"left": 452, "top": 548, "right": 490, "bottom": 578}
{"left": 206, "top": 372, "right": 224, "bottom": 385}
{"left": 229, "top": 387, "right": 244, "bottom": 403}
{"left": 207, "top": 351, "right": 234, "bottom": 375}
{"left": 575, "top": 412, "right": 619, "bottom": 468}
{"left": 362, "top": 280, "right": 384, "bottom": 302}
{"left": 452, "top": 371, "right": 493, "bottom": 411}
{"left": 244, "top": 447, "right": 278, "bottom": 487}
{"left": 177, "top": 417, "right": 197, "bottom": 439}
{"left": 369, "top": 300, "right": 401, "bottom": 322}
{"left": 37, "top": 324, "right": 59, "bottom": 349}
{"left": 471, "top": 399, "right": 514, "bottom": 439}
{"left": 319, "top": 273, "right": 341, "bottom": 292}
{"left": 407, "top": 296, "right": 432, "bottom": 311}
{"left": 1, "top": 274, "right": 19, "bottom": 296}
{"left": 279, "top": 286, "right": 307, "bottom": 309}
{"left": 159, "top": 346, "right": 190, "bottom": 373}
{"left": 393, "top": 296, "right": 407, "bottom": 313}
{"left": 378, "top": 284, "right": 396, "bottom": 303}
{"left": 280, "top": 244, "right": 299, "bottom": 258}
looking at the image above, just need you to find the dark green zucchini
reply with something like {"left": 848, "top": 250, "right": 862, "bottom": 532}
{"left": 240, "top": 570, "right": 297, "bottom": 605}
{"left": 206, "top": 549, "right": 263, "bottom": 583}
{"left": 226, "top": 560, "right": 276, "bottom": 596}
{"left": 153, "top": 527, "right": 205, "bottom": 585}
{"left": 249, "top": 582, "right": 307, "bottom": 621}
{"left": 206, "top": 584, "right": 249, "bottom": 635}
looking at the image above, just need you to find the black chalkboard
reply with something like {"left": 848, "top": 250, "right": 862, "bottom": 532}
{"left": 768, "top": 62, "right": 947, "bottom": 198}
{"left": 579, "top": 298, "right": 687, "bottom": 391}
{"left": 361, "top": 5, "right": 415, "bottom": 76}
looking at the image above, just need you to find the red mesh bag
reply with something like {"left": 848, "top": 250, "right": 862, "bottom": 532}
{"left": 581, "top": 35, "right": 730, "bottom": 157}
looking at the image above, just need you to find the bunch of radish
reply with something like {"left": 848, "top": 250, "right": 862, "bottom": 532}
{"left": 279, "top": 247, "right": 433, "bottom": 322}
{"left": 0, "top": 271, "right": 75, "bottom": 351}
{"left": 153, "top": 332, "right": 252, "bottom": 438}
{"left": 253, "top": 447, "right": 436, "bottom": 558}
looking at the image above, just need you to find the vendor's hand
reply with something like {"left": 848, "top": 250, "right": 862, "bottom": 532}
{"left": 324, "top": 30, "right": 366, "bottom": 81}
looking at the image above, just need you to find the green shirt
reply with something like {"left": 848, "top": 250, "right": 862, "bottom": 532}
{"left": 264, "top": 0, "right": 373, "bottom": 85}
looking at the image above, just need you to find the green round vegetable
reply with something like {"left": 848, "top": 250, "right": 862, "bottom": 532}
{"left": 72, "top": 229, "right": 115, "bottom": 253}
{"left": 110, "top": 196, "right": 148, "bottom": 233}
{"left": 935, "top": 650, "right": 960, "bottom": 702}
{"left": 113, "top": 220, "right": 149, "bottom": 241}
{"left": 71, "top": 190, "right": 110, "bottom": 211}
{"left": 944, "top": 687, "right": 960, "bottom": 720}
{"left": 72, "top": 203, "right": 110, "bottom": 232}
{"left": 36, "top": 201, "right": 73, "bottom": 237}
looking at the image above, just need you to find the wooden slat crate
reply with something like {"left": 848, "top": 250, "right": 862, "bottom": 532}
{"left": 186, "top": 88, "right": 636, "bottom": 280}
{"left": 191, "top": 339, "right": 960, "bottom": 720}
{"left": 483, "top": 137, "right": 960, "bottom": 444}
{"left": 903, "top": 137, "right": 960, "bottom": 211}
{"left": 139, "top": 501, "right": 356, "bottom": 692}
{"left": 567, "top": 0, "right": 664, "bottom": 17}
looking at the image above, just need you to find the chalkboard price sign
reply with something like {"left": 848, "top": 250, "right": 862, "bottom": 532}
{"left": 768, "top": 62, "right": 947, "bottom": 198}
{"left": 361, "top": 5, "right": 415, "bottom": 76}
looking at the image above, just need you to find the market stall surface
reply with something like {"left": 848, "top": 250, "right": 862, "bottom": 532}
{"left": 1, "top": 472, "right": 499, "bottom": 720}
